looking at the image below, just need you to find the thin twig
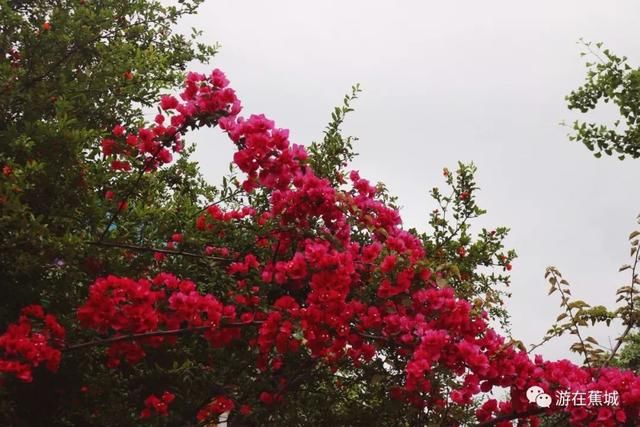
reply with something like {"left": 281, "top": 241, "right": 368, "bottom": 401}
{"left": 86, "top": 240, "right": 231, "bottom": 262}
{"left": 549, "top": 269, "right": 593, "bottom": 371}
{"left": 578, "top": 38, "right": 606, "bottom": 65}
{"left": 604, "top": 238, "right": 640, "bottom": 366}
{"left": 189, "top": 189, "right": 243, "bottom": 219}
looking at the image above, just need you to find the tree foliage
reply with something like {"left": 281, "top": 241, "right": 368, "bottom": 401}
{"left": 0, "top": 0, "right": 216, "bottom": 322}
{"left": 566, "top": 40, "right": 640, "bottom": 159}
{"left": 0, "top": 0, "right": 219, "bottom": 424}
{"left": 562, "top": 42, "right": 640, "bottom": 377}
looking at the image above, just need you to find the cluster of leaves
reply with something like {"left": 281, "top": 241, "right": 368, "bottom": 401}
{"left": 0, "top": 0, "right": 220, "bottom": 321}
{"left": 566, "top": 40, "right": 640, "bottom": 159}
{"left": 307, "top": 83, "right": 361, "bottom": 185}
{"left": 421, "top": 164, "right": 516, "bottom": 330}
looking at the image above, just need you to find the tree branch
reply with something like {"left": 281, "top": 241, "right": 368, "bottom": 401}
{"left": 604, "top": 234, "right": 640, "bottom": 366}
{"left": 548, "top": 269, "right": 593, "bottom": 371}
{"left": 66, "top": 320, "right": 262, "bottom": 351}
{"left": 189, "top": 188, "right": 244, "bottom": 219}
{"left": 86, "top": 240, "right": 231, "bottom": 262}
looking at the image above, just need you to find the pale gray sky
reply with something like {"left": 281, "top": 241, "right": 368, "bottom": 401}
{"left": 173, "top": 0, "right": 640, "bottom": 362}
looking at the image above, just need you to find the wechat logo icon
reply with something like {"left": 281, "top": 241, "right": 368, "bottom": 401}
{"left": 526, "top": 385, "right": 552, "bottom": 408}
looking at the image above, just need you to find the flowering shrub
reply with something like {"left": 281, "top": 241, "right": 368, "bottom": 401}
{"left": 1, "top": 67, "right": 639, "bottom": 426}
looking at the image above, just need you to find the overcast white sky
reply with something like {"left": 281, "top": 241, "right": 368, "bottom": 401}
{"left": 172, "top": 1, "right": 640, "bottom": 362}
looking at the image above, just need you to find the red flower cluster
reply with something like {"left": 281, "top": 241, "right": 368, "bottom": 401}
{"left": 195, "top": 204, "right": 255, "bottom": 232}
{"left": 196, "top": 395, "right": 235, "bottom": 422}
{"left": 100, "top": 69, "right": 240, "bottom": 174}
{"left": 76, "top": 273, "right": 232, "bottom": 367}
{"left": 472, "top": 354, "right": 640, "bottom": 426}
{"left": 0, "top": 305, "right": 64, "bottom": 382}
{"left": 140, "top": 391, "right": 175, "bottom": 419}
{"left": 221, "top": 114, "right": 307, "bottom": 193}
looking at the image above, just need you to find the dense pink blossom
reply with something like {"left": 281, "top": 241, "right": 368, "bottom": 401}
{"left": 1, "top": 68, "right": 639, "bottom": 425}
